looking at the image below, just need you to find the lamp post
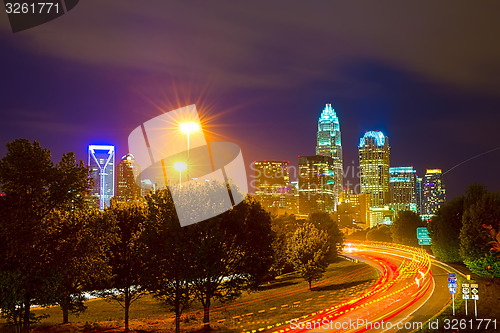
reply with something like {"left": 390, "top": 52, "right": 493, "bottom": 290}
{"left": 179, "top": 122, "right": 200, "bottom": 154}
{"left": 173, "top": 162, "right": 187, "bottom": 187}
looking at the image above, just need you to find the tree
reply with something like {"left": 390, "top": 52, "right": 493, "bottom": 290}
{"left": 428, "top": 197, "right": 465, "bottom": 262}
{"left": 308, "top": 212, "right": 344, "bottom": 260}
{"left": 428, "top": 184, "right": 487, "bottom": 262}
{"left": 174, "top": 181, "right": 274, "bottom": 329}
{"left": 287, "top": 222, "right": 330, "bottom": 290}
{"left": 0, "top": 139, "right": 91, "bottom": 333}
{"left": 101, "top": 199, "right": 147, "bottom": 331}
{"left": 50, "top": 209, "right": 112, "bottom": 324}
{"left": 391, "top": 210, "right": 425, "bottom": 246}
{"left": 366, "top": 225, "right": 393, "bottom": 243}
{"left": 141, "top": 190, "right": 195, "bottom": 333}
{"left": 482, "top": 224, "right": 500, "bottom": 254}
{"left": 460, "top": 192, "right": 500, "bottom": 277}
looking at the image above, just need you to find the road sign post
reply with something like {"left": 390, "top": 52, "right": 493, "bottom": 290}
{"left": 462, "top": 283, "right": 469, "bottom": 316}
{"left": 471, "top": 284, "right": 479, "bottom": 317}
{"left": 448, "top": 273, "right": 456, "bottom": 315}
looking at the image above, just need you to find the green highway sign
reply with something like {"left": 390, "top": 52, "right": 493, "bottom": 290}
{"left": 417, "top": 227, "right": 430, "bottom": 240}
{"left": 418, "top": 238, "right": 432, "bottom": 245}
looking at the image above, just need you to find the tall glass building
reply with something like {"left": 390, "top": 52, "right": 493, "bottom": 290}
{"left": 389, "top": 166, "right": 417, "bottom": 216}
{"left": 423, "top": 169, "right": 446, "bottom": 217}
{"left": 359, "top": 131, "right": 390, "bottom": 207}
{"left": 315, "top": 104, "right": 343, "bottom": 209}
{"left": 298, "top": 155, "right": 335, "bottom": 215}
{"left": 116, "top": 153, "right": 141, "bottom": 203}
{"left": 416, "top": 177, "right": 423, "bottom": 214}
{"left": 88, "top": 145, "right": 115, "bottom": 209}
{"left": 253, "top": 160, "right": 291, "bottom": 210}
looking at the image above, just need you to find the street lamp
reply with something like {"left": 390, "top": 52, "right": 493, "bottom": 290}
{"left": 179, "top": 122, "right": 200, "bottom": 153}
{"left": 174, "top": 161, "right": 187, "bottom": 187}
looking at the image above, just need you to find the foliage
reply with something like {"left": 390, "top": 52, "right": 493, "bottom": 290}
{"left": 308, "top": 212, "right": 345, "bottom": 260}
{"left": 347, "top": 229, "right": 367, "bottom": 241}
{"left": 463, "top": 253, "right": 500, "bottom": 278}
{"left": 428, "top": 184, "right": 488, "bottom": 263}
{"left": 141, "top": 190, "right": 195, "bottom": 333}
{"left": 460, "top": 192, "right": 500, "bottom": 277}
{"left": 366, "top": 225, "right": 393, "bottom": 243}
{"left": 100, "top": 199, "right": 147, "bottom": 331}
{"left": 391, "top": 210, "right": 425, "bottom": 246}
{"left": 287, "top": 222, "right": 330, "bottom": 290}
{"left": 170, "top": 181, "right": 274, "bottom": 329}
{"left": 428, "top": 197, "right": 465, "bottom": 262}
{"left": 482, "top": 224, "right": 500, "bottom": 254}
{"left": 269, "top": 214, "right": 303, "bottom": 277}
{"left": 50, "top": 209, "right": 113, "bottom": 324}
{"left": 0, "top": 139, "right": 91, "bottom": 333}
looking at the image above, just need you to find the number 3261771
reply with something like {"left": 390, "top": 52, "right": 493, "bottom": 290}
{"left": 443, "top": 318, "right": 496, "bottom": 330}
{"left": 5, "top": 2, "right": 60, "bottom": 14}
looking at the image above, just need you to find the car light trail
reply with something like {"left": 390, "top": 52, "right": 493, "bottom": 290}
{"left": 266, "top": 242, "right": 433, "bottom": 333}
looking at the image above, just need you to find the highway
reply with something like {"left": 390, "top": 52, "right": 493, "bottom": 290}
{"left": 270, "top": 242, "right": 453, "bottom": 333}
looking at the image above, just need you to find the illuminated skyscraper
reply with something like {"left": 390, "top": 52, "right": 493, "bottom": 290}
{"left": 298, "top": 155, "right": 335, "bottom": 215}
{"left": 358, "top": 131, "right": 390, "bottom": 207}
{"left": 254, "top": 160, "right": 291, "bottom": 210}
{"left": 423, "top": 169, "right": 446, "bottom": 217}
{"left": 416, "top": 177, "right": 423, "bottom": 214}
{"left": 116, "top": 153, "right": 142, "bottom": 203}
{"left": 88, "top": 145, "right": 115, "bottom": 209}
{"left": 316, "top": 104, "right": 343, "bottom": 209}
{"left": 389, "top": 167, "right": 417, "bottom": 215}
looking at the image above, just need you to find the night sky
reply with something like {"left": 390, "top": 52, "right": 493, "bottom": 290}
{"left": 1, "top": 1, "right": 500, "bottom": 199}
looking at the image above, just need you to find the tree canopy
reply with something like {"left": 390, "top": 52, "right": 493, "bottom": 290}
{"left": 460, "top": 192, "right": 500, "bottom": 277}
{"left": 391, "top": 210, "right": 425, "bottom": 246}
{"left": 0, "top": 139, "right": 92, "bottom": 332}
{"left": 287, "top": 222, "right": 330, "bottom": 290}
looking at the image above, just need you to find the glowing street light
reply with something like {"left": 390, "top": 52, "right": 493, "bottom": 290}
{"left": 174, "top": 161, "right": 187, "bottom": 187}
{"left": 179, "top": 122, "right": 200, "bottom": 153}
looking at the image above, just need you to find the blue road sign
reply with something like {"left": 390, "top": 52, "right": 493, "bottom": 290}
{"left": 448, "top": 283, "right": 458, "bottom": 288}
{"left": 448, "top": 273, "right": 456, "bottom": 278}
{"left": 449, "top": 288, "right": 457, "bottom": 293}
{"left": 448, "top": 278, "right": 457, "bottom": 283}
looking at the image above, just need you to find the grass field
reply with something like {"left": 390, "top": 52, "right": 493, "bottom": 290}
{"left": 1, "top": 259, "right": 379, "bottom": 333}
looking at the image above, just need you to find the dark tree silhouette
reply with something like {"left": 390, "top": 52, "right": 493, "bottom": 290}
{"left": 0, "top": 139, "right": 91, "bottom": 333}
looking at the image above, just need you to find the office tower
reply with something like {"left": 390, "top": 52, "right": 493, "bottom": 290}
{"left": 298, "top": 155, "right": 335, "bottom": 215}
{"left": 88, "top": 145, "right": 115, "bottom": 210}
{"left": 316, "top": 104, "right": 343, "bottom": 209}
{"left": 337, "top": 190, "right": 370, "bottom": 229}
{"left": 389, "top": 167, "right": 418, "bottom": 216}
{"left": 116, "top": 153, "right": 142, "bottom": 203}
{"left": 254, "top": 160, "right": 290, "bottom": 210}
{"left": 359, "top": 131, "right": 391, "bottom": 207}
{"left": 416, "top": 177, "right": 423, "bottom": 214}
{"left": 423, "top": 169, "right": 446, "bottom": 217}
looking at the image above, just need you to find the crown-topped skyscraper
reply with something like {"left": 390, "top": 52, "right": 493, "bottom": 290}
{"left": 316, "top": 104, "right": 343, "bottom": 210}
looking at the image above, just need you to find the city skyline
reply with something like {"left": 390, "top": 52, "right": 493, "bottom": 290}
{"left": 84, "top": 106, "right": 454, "bottom": 202}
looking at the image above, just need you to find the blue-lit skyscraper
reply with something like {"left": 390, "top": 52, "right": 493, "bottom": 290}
{"left": 316, "top": 104, "right": 343, "bottom": 209}
{"left": 88, "top": 145, "right": 115, "bottom": 209}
